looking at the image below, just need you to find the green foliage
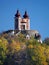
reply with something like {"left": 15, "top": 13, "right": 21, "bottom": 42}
{"left": 0, "top": 34, "right": 49, "bottom": 65}
{"left": 0, "top": 37, "right": 8, "bottom": 65}
{"left": 17, "top": 33, "right": 26, "bottom": 42}
{"left": 43, "top": 37, "right": 49, "bottom": 45}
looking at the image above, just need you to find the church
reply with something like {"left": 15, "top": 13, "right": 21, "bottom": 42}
{"left": 3, "top": 10, "right": 42, "bottom": 43}
{"left": 15, "top": 10, "right": 30, "bottom": 30}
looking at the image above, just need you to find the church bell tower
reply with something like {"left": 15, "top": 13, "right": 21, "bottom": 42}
{"left": 14, "top": 10, "right": 30, "bottom": 30}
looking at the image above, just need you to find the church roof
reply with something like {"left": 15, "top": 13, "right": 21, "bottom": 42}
{"left": 15, "top": 10, "right": 21, "bottom": 17}
{"left": 23, "top": 11, "right": 29, "bottom": 18}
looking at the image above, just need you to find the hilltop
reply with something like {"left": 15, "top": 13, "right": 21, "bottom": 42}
{"left": 2, "top": 29, "right": 42, "bottom": 43}
{"left": 0, "top": 10, "right": 48, "bottom": 65}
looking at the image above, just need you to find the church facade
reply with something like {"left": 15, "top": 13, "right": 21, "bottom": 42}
{"left": 14, "top": 10, "right": 30, "bottom": 30}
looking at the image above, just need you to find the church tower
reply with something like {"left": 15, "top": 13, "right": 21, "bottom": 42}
{"left": 15, "top": 10, "right": 21, "bottom": 30}
{"left": 14, "top": 10, "right": 30, "bottom": 30}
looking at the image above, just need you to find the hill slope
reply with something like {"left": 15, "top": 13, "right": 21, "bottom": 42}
{"left": 0, "top": 33, "right": 49, "bottom": 65}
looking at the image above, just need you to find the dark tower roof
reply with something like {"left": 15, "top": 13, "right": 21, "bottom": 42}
{"left": 23, "top": 11, "right": 29, "bottom": 18}
{"left": 15, "top": 10, "right": 21, "bottom": 17}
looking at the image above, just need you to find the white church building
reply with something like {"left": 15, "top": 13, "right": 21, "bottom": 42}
{"left": 14, "top": 10, "right": 30, "bottom": 30}
{"left": 3, "top": 10, "right": 42, "bottom": 43}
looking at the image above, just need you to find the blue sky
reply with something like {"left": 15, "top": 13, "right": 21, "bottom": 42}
{"left": 0, "top": 0, "right": 49, "bottom": 40}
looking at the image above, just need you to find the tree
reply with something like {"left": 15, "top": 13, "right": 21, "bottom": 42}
{"left": 27, "top": 39, "right": 48, "bottom": 65}
{"left": 0, "top": 37, "right": 8, "bottom": 65}
{"left": 43, "top": 37, "right": 49, "bottom": 45}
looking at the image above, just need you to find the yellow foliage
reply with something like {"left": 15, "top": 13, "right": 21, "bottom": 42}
{"left": 8, "top": 41, "right": 21, "bottom": 52}
{"left": 0, "top": 39, "right": 2, "bottom": 43}
{"left": 16, "top": 44, "right": 21, "bottom": 51}
{"left": 44, "top": 47, "right": 49, "bottom": 61}
{"left": 28, "top": 44, "right": 33, "bottom": 49}
{"left": 41, "top": 61, "right": 48, "bottom": 65}
{"left": 0, "top": 37, "right": 8, "bottom": 51}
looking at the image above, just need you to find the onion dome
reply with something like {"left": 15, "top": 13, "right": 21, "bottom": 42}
{"left": 15, "top": 10, "right": 20, "bottom": 17}
{"left": 23, "top": 11, "right": 29, "bottom": 18}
